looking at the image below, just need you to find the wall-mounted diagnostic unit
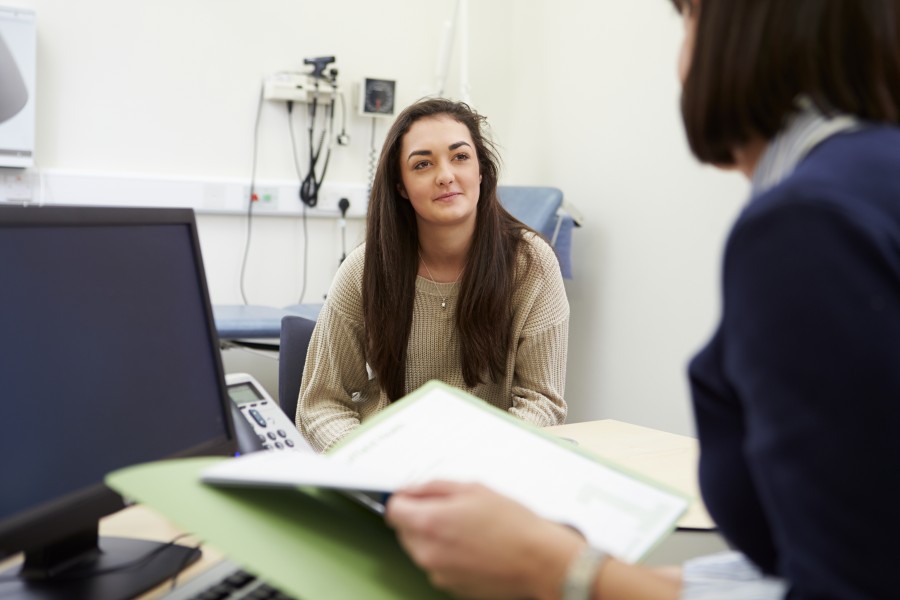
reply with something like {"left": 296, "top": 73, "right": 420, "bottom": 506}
{"left": 359, "top": 78, "right": 396, "bottom": 117}
{"left": 264, "top": 56, "right": 339, "bottom": 104}
{"left": 262, "top": 56, "right": 341, "bottom": 208}
{"left": 264, "top": 72, "right": 335, "bottom": 103}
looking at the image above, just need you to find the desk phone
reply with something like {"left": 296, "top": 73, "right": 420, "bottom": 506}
{"left": 225, "top": 373, "right": 311, "bottom": 453}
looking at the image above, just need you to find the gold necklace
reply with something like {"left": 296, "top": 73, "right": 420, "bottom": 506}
{"left": 418, "top": 252, "right": 463, "bottom": 309}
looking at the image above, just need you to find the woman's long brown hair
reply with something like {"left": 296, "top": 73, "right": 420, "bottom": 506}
{"left": 363, "top": 98, "right": 533, "bottom": 400}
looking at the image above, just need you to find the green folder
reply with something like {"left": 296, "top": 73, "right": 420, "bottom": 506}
{"left": 107, "top": 380, "right": 687, "bottom": 598}
{"left": 106, "top": 457, "right": 450, "bottom": 599}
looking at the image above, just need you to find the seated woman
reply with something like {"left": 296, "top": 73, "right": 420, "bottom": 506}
{"left": 297, "top": 98, "right": 569, "bottom": 452}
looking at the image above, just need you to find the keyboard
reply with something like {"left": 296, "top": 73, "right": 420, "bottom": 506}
{"left": 160, "top": 559, "right": 296, "bottom": 600}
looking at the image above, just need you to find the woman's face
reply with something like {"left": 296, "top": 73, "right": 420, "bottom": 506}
{"left": 397, "top": 115, "right": 482, "bottom": 232}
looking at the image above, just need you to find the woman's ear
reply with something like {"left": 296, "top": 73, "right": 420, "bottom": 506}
{"left": 397, "top": 184, "right": 409, "bottom": 200}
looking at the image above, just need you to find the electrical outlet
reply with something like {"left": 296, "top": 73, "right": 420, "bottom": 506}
{"left": 316, "top": 182, "right": 369, "bottom": 217}
{"left": 0, "top": 169, "right": 33, "bottom": 203}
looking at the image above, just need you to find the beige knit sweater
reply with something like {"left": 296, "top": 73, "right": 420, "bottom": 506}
{"left": 296, "top": 232, "right": 569, "bottom": 452}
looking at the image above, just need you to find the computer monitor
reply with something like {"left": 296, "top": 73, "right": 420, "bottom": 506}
{"left": 0, "top": 205, "right": 237, "bottom": 599}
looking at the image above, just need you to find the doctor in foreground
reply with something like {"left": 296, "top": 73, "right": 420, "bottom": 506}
{"left": 386, "top": 0, "right": 900, "bottom": 598}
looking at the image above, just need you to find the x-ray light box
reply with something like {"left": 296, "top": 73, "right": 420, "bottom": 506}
{"left": 0, "top": 6, "right": 36, "bottom": 168}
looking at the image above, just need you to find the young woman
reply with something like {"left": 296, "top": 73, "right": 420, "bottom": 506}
{"left": 386, "top": 1, "right": 900, "bottom": 598}
{"left": 297, "top": 98, "right": 569, "bottom": 452}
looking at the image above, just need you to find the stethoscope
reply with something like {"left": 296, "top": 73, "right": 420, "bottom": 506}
{"left": 298, "top": 57, "right": 339, "bottom": 208}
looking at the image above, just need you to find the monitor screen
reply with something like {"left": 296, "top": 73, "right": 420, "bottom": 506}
{"left": 0, "top": 205, "right": 236, "bottom": 599}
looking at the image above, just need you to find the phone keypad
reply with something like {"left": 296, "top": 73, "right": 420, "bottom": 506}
{"left": 238, "top": 400, "right": 307, "bottom": 453}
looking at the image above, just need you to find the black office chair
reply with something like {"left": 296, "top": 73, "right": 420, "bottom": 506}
{"left": 278, "top": 315, "right": 317, "bottom": 425}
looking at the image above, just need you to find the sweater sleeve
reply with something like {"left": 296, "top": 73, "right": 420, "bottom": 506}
{"left": 296, "top": 250, "right": 372, "bottom": 452}
{"left": 508, "top": 235, "right": 569, "bottom": 426}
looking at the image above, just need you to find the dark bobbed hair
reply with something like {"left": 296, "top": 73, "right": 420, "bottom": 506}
{"left": 670, "top": 0, "right": 900, "bottom": 165}
{"left": 363, "top": 98, "right": 534, "bottom": 400}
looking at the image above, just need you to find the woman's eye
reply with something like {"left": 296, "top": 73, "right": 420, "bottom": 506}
{"left": 413, "top": 160, "right": 430, "bottom": 170}
{"left": 454, "top": 152, "right": 470, "bottom": 161}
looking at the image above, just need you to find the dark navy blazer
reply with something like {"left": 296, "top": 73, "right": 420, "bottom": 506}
{"left": 689, "top": 125, "right": 900, "bottom": 599}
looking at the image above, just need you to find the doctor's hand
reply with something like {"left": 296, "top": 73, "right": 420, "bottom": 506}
{"left": 385, "top": 480, "right": 585, "bottom": 600}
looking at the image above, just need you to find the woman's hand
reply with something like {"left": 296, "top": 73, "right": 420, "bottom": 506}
{"left": 385, "top": 480, "right": 584, "bottom": 599}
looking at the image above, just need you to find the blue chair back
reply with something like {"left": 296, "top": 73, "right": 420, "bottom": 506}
{"left": 278, "top": 315, "right": 316, "bottom": 423}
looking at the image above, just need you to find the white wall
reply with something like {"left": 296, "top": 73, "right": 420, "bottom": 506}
{"left": 7, "top": 0, "right": 750, "bottom": 435}
{"left": 476, "top": 0, "right": 750, "bottom": 434}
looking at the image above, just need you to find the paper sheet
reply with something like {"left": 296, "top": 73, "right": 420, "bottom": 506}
{"left": 202, "top": 382, "right": 687, "bottom": 562}
{"left": 330, "top": 385, "right": 688, "bottom": 562}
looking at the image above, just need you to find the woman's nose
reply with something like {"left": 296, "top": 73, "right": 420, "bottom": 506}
{"left": 436, "top": 165, "right": 454, "bottom": 186}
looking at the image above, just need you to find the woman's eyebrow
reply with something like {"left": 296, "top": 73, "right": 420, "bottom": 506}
{"left": 407, "top": 141, "right": 471, "bottom": 161}
{"left": 407, "top": 149, "right": 432, "bottom": 161}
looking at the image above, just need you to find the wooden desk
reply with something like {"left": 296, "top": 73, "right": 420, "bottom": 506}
{"left": 1, "top": 419, "right": 714, "bottom": 597}
{"left": 545, "top": 419, "right": 714, "bottom": 530}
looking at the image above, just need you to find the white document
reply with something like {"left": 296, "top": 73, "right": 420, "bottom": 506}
{"left": 202, "top": 450, "right": 399, "bottom": 492}
{"left": 202, "top": 382, "right": 688, "bottom": 563}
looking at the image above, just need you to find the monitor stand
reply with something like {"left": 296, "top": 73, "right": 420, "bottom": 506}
{"left": 0, "top": 526, "right": 201, "bottom": 600}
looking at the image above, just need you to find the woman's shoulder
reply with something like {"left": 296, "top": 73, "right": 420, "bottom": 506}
{"left": 741, "top": 126, "right": 900, "bottom": 238}
{"left": 333, "top": 243, "right": 366, "bottom": 282}
{"left": 344, "top": 243, "right": 367, "bottom": 267}
{"left": 512, "top": 229, "right": 569, "bottom": 328}
{"left": 767, "top": 126, "right": 900, "bottom": 203}
{"left": 325, "top": 244, "right": 366, "bottom": 318}
{"left": 517, "top": 229, "right": 561, "bottom": 271}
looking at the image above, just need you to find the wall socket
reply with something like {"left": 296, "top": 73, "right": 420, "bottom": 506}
{"left": 0, "top": 169, "right": 34, "bottom": 203}
{"left": 316, "top": 182, "right": 368, "bottom": 216}
{"left": 242, "top": 182, "right": 367, "bottom": 217}
{"left": 230, "top": 180, "right": 368, "bottom": 217}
